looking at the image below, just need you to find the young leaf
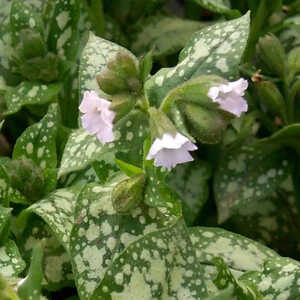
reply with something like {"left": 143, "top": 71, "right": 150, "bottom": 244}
{"left": 145, "top": 13, "right": 250, "bottom": 106}
{"left": 132, "top": 16, "right": 207, "bottom": 58}
{"left": 13, "top": 104, "right": 58, "bottom": 193}
{"left": 4, "top": 81, "right": 62, "bottom": 116}
{"left": 214, "top": 144, "right": 291, "bottom": 223}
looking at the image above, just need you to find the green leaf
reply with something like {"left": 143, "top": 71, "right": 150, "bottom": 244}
{"left": 0, "top": 240, "right": 26, "bottom": 278}
{"left": 16, "top": 216, "right": 73, "bottom": 290}
{"left": 212, "top": 257, "right": 262, "bottom": 299}
{"left": 0, "top": 162, "right": 28, "bottom": 206}
{"left": 22, "top": 186, "right": 82, "bottom": 253}
{"left": 59, "top": 109, "right": 148, "bottom": 177}
{"left": 115, "top": 159, "right": 143, "bottom": 177}
{"left": 13, "top": 104, "right": 58, "bottom": 193}
{"left": 0, "top": 205, "right": 11, "bottom": 242}
{"left": 4, "top": 81, "right": 62, "bottom": 116}
{"left": 188, "top": 227, "right": 276, "bottom": 273}
{"left": 18, "top": 244, "right": 43, "bottom": 300}
{"left": 214, "top": 144, "right": 291, "bottom": 223}
{"left": 168, "top": 160, "right": 212, "bottom": 225}
{"left": 70, "top": 175, "right": 181, "bottom": 299}
{"left": 192, "top": 0, "right": 241, "bottom": 17}
{"left": 241, "top": 256, "right": 300, "bottom": 299}
{"left": 145, "top": 13, "right": 250, "bottom": 106}
{"left": 10, "top": 0, "right": 44, "bottom": 48}
{"left": 91, "top": 219, "right": 208, "bottom": 299}
{"left": 0, "top": 274, "right": 20, "bottom": 300}
{"left": 259, "top": 124, "right": 300, "bottom": 155}
{"left": 79, "top": 32, "right": 138, "bottom": 100}
{"left": 132, "top": 16, "right": 207, "bottom": 58}
{"left": 47, "top": 0, "right": 80, "bottom": 60}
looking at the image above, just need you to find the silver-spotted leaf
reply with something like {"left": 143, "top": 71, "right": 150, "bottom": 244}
{"left": 91, "top": 219, "right": 208, "bottom": 300}
{"left": 132, "top": 16, "right": 207, "bottom": 58}
{"left": 214, "top": 144, "right": 291, "bottom": 223}
{"left": 4, "top": 81, "right": 62, "bottom": 116}
{"left": 145, "top": 13, "right": 250, "bottom": 106}
{"left": 13, "top": 104, "right": 58, "bottom": 193}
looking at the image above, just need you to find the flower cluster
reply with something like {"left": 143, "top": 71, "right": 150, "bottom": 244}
{"left": 79, "top": 78, "right": 248, "bottom": 170}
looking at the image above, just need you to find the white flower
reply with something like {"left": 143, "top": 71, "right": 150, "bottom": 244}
{"left": 146, "top": 132, "right": 197, "bottom": 170}
{"left": 79, "top": 90, "right": 115, "bottom": 144}
{"left": 207, "top": 78, "right": 248, "bottom": 117}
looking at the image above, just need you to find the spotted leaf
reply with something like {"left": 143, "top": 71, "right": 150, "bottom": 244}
{"left": 10, "top": 0, "right": 44, "bottom": 48}
{"left": 13, "top": 104, "right": 58, "bottom": 193}
{"left": 59, "top": 109, "right": 148, "bottom": 177}
{"left": 70, "top": 175, "right": 181, "bottom": 299}
{"left": 4, "top": 81, "right": 62, "bottom": 116}
{"left": 214, "top": 144, "right": 291, "bottom": 223}
{"left": 145, "top": 12, "right": 250, "bottom": 106}
{"left": 16, "top": 215, "right": 73, "bottom": 290}
{"left": 0, "top": 240, "right": 25, "bottom": 278}
{"left": 91, "top": 219, "right": 208, "bottom": 300}
{"left": 241, "top": 256, "right": 300, "bottom": 299}
{"left": 79, "top": 31, "right": 138, "bottom": 100}
{"left": 189, "top": 227, "right": 277, "bottom": 274}
{"left": 0, "top": 205, "right": 11, "bottom": 240}
{"left": 21, "top": 186, "right": 82, "bottom": 252}
{"left": 0, "top": 162, "right": 28, "bottom": 206}
{"left": 168, "top": 160, "right": 212, "bottom": 224}
{"left": 132, "top": 16, "right": 207, "bottom": 58}
{"left": 47, "top": 0, "right": 80, "bottom": 61}
{"left": 192, "top": 0, "right": 241, "bottom": 17}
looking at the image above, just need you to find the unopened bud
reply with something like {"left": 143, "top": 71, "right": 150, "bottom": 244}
{"left": 112, "top": 174, "right": 145, "bottom": 213}
{"left": 109, "top": 93, "right": 137, "bottom": 122}
{"left": 257, "top": 34, "right": 286, "bottom": 78}
{"left": 97, "top": 52, "right": 141, "bottom": 95}
{"left": 255, "top": 81, "right": 286, "bottom": 119}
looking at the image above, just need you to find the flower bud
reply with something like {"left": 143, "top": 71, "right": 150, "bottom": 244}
{"left": 181, "top": 102, "right": 228, "bottom": 144}
{"left": 255, "top": 81, "right": 286, "bottom": 120}
{"left": 109, "top": 93, "right": 137, "bottom": 122}
{"left": 257, "top": 34, "right": 286, "bottom": 78}
{"left": 112, "top": 173, "right": 145, "bottom": 213}
{"left": 96, "top": 52, "right": 141, "bottom": 95}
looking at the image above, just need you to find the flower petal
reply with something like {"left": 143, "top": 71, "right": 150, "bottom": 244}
{"left": 96, "top": 125, "right": 115, "bottom": 143}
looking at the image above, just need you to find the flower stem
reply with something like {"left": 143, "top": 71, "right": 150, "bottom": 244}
{"left": 84, "top": 0, "right": 105, "bottom": 37}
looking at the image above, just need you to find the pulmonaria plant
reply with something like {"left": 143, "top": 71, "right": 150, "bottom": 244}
{"left": 79, "top": 91, "right": 115, "bottom": 144}
{"left": 207, "top": 78, "right": 248, "bottom": 117}
{"left": 146, "top": 132, "right": 197, "bottom": 170}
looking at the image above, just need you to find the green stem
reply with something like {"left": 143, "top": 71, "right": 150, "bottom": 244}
{"left": 85, "top": 0, "right": 105, "bottom": 37}
{"left": 243, "top": 0, "right": 269, "bottom": 63}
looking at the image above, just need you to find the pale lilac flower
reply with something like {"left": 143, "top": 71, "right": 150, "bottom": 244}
{"left": 208, "top": 78, "right": 248, "bottom": 117}
{"left": 146, "top": 132, "right": 197, "bottom": 170}
{"left": 79, "top": 90, "right": 115, "bottom": 144}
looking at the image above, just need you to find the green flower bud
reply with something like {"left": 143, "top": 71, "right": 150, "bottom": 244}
{"left": 109, "top": 93, "right": 137, "bottom": 122}
{"left": 96, "top": 51, "right": 141, "bottom": 95}
{"left": 257, "top": 34, "right": 286, "bottom": 78}
{"left": 181, "top": 102, "right": 228, "bottom": 144}
{"left": 148, "top": 107, "right": 177, "bottom": 140}
{"left": 255, "top": 81, "right": 286, "bottom": 121}
{"left": 112, "top": 173, "right": 146, "bottom": 213}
